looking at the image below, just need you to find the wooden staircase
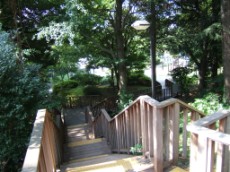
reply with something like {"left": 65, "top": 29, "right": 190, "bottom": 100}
{"left": 21, "top": 96, "right": 230, "bottom": 172}
{"left": 60, "top": 108, "right": 154, "bottom": 172}
{"left": 63, "top": 124, "right": 111, "bottom": 163}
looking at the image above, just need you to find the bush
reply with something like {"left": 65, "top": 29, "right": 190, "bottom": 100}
{"left": 0, "top": 26, "right": 61, "bottom": 171}
{"left": 117, "top": 89, "right": 134, "bottom": 111}
{"left": 189, "top": 93, "right": 226, "bottom": 115}
{"left": 128, "top": 71, "right": 151, "bottom": 86}
{"left": 71, "top": 72, "right": 102, "bottom": 86}
{"left": 53, "top": 80, "right": 78, "bottom": 94}
{"left": 170, "top": 67, "right": 192, "bottom": 95}
{"left": 83, "top": 85, "right": 102, "bottom": 95}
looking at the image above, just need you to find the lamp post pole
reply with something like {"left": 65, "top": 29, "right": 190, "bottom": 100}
{"left": 150, "top": 0, "right": 156, "bottom": 98}
{"left": 131, "top": 0, "right": 156, "bottom": 98}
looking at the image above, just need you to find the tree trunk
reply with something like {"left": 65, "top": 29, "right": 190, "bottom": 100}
{"left": 197, "top": 48, "right": 208, "bottom": 92}
{"left": 211, "top": 56, "right": 218, "bottom": 78}
{"left": 115, "top": 0, "right": 127, "bottom": 94}
{"left": 221, "top": 0, "right": 230, "bottom": 103}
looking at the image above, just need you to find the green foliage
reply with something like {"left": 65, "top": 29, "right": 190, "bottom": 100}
{"left": 71, "top": 72, "right": 102, "bottom": 86}
{"left": 83, "top": 85, "right": 102, "bottom": 95}
{"left": 128, "top": 71, "right": 151, "bottom": 86}
{"left": 53, "top": 80, "right": 79, "bottom": 94}
{"left": 170, "top": 67, "right": 193, "bottom": 95}
{"left": 130, "top": 144, "right": 142, "bottom": 155}
{"left": 189, "top": 93, "right": 226, "bottom": 115}
{"left": 117, "top": 89, "right": 133, "bottom": 111}
{"left": 0, "top": 26, "right": 57, "bottom": 171}
{"left": 36, "top": 22, "right": 75, "bottom": 46}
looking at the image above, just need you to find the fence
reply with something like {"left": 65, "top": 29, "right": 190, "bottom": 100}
{"left": 187, "top": 110, "right": 230, "bottom": 172}
{"left": 85, "top": 95, "right": 204, "bottom": 172}
{"left": 21, "top": 109, "right": 64, "bottom": 172}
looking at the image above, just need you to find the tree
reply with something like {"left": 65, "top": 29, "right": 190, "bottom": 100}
{"left": 0, "top": 25, "right": 53, "bottom": 171}
{"left": 0, "top": 0, "right": 65, "bottom": 66}
{"left": 38, "top": 0, "right": 151, "bottom": 93}
{"left": 221, "top": 0, "right": 230, "bottom": 103}
{"left": 165, "top": 0, "right": 222, "bottom": 92}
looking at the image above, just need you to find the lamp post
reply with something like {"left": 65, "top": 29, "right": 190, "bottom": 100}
{"left": 131, "top": 5, "right": 156, "bottom": 98}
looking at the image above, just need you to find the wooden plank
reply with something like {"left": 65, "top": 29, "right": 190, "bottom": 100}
{"left": 125, "top": 110, "right": 130, "bottom": 154}
{"left": 173, "top": 103, "right": 180, "bottom": 163}
{"left": 149, "top": 106, "right": 154, "bottom": 157}
{"left": 206, "top": 139, "right": 215, "bottom": 172}
{"left": 189, "top": 133, "right": 198, "bottom": 172}
{"left": 182, "top": 108, "right": 188, "bottom": 158}
{"left": 187, "top": 125, "right": 230, "bottom": 146}
{"left": 197, "top": 136, "right": 209, "bottom": 172}
{"left": 164, "top": 107, "right": 170, "bottom": 162}
{"left": 222, "top": 117, "right": 230, "bottom": 172}
{"left": 141, "top": 99, "right": 146, "bottom": 153}
{"left": 193, "top": 110, "right": 230, "bottom": 127}
{"left": 153, "top": 108, "right": 163, "bottom": 172}
{"left": 147, "top": 104, "right": 151, "bottom": 154}
{"left": 21, "top": 109, "right": 46, "bottom": 172}
{"left": 169, "top": 105, "right": 174, "bottom": 161}
{"left": 216, "top": 143, "right": 224, "bottom": 172}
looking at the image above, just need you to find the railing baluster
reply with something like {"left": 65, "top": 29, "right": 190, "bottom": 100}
{"left": 207, "top": 139, "right": 215, "bottom": 172}
{"left": 182, "top": 108, "right": 188, "bottom": 159}
{"left": 153, "top": 108, "right": 163, "bottom": 172}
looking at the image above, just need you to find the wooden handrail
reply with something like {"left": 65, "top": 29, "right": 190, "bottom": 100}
{"left": 187, "top": 110, "right": 230, "bottom": 172}
{"left": 86, "top": 95, "right": 205, "bottom": 172}
{"left": 22, "top": 109, "right": 64, "bottom": 172}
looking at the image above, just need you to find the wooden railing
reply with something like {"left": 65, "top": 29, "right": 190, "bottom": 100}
{"left": 21, "top": 109, "right": 64, "bottom": 172}
{"left": 85, "top": 95, "right": 205, "bottom": 172}
{"left": 66, "top": 95, "right": 110, "bottom": 108}
{"left": 187, "top": 110, "right": 230, "bottom": 172}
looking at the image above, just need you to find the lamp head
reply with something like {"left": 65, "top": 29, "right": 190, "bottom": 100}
{"left": 131, "top": 20, "right": 150, "bottom": 30}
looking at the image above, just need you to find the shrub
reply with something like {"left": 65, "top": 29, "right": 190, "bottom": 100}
{"left": 0, "top": 25, "right": 61, "bottom": 171}
{"left": 83, "top": 85, "right": 102, "bottom": 95}
{"left": 189, "top": 93, "right": 226, "bottom": 115}
{"left": 170, "top": 67, "right": 192, "bottom": 95}
{"left": 128, "top": 71, "right": 151, "bottom": 86}
{"left": 130, "top": 144, "right": 142, "bottom": 155}
{"left": 117, "top": 89, "right": 134, "bottom": 111}
{"left": 53, "top": 80, "right": 78, "bottom": 94}
{"left": 71, "top": 72, "right": 102, "bottom": 86}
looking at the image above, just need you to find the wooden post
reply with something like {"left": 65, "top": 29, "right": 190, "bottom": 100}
{"left": 164, "top": 107, "right": 170, "bottom": 162}
{"left": 125, "top": 110, "right": 130, "bottom": 154}
{"left": 222, "top": 116, "right": 230, "bottom": 172}
{"left": 173, "top": 103, "right": 180, "bottom": 163}
{"left": 206, "top": 139, "right": 215, "bottom": 172}
{"left": 140, "top": 99, "right": 146, "bottom": 153}
{"left": 189, "top": 133, "right": 198, "bottom": 172}
{"left": 182, "top": 108, "right": 188, "bottom": 159}
{"left": 153, "top": 108, "right": 163, "bottom": 172}
{"left": 197, "top": 135, "right": 209, "bottom": 172}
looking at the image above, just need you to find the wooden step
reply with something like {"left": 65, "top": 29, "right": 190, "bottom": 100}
{"left": 61, "top": 154, "right": 153, "bottom": 172}
{"left": 64, "top": 138, "right": 111, "bottom": 162}
{"left": 66, "top": 138, "right": 104, "bottom": 147}
{"left": 65, "top": 123, "right": 93, "bottom": 142}
{"left": 166, "top": 166, "right": 188, "bottom": 172}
